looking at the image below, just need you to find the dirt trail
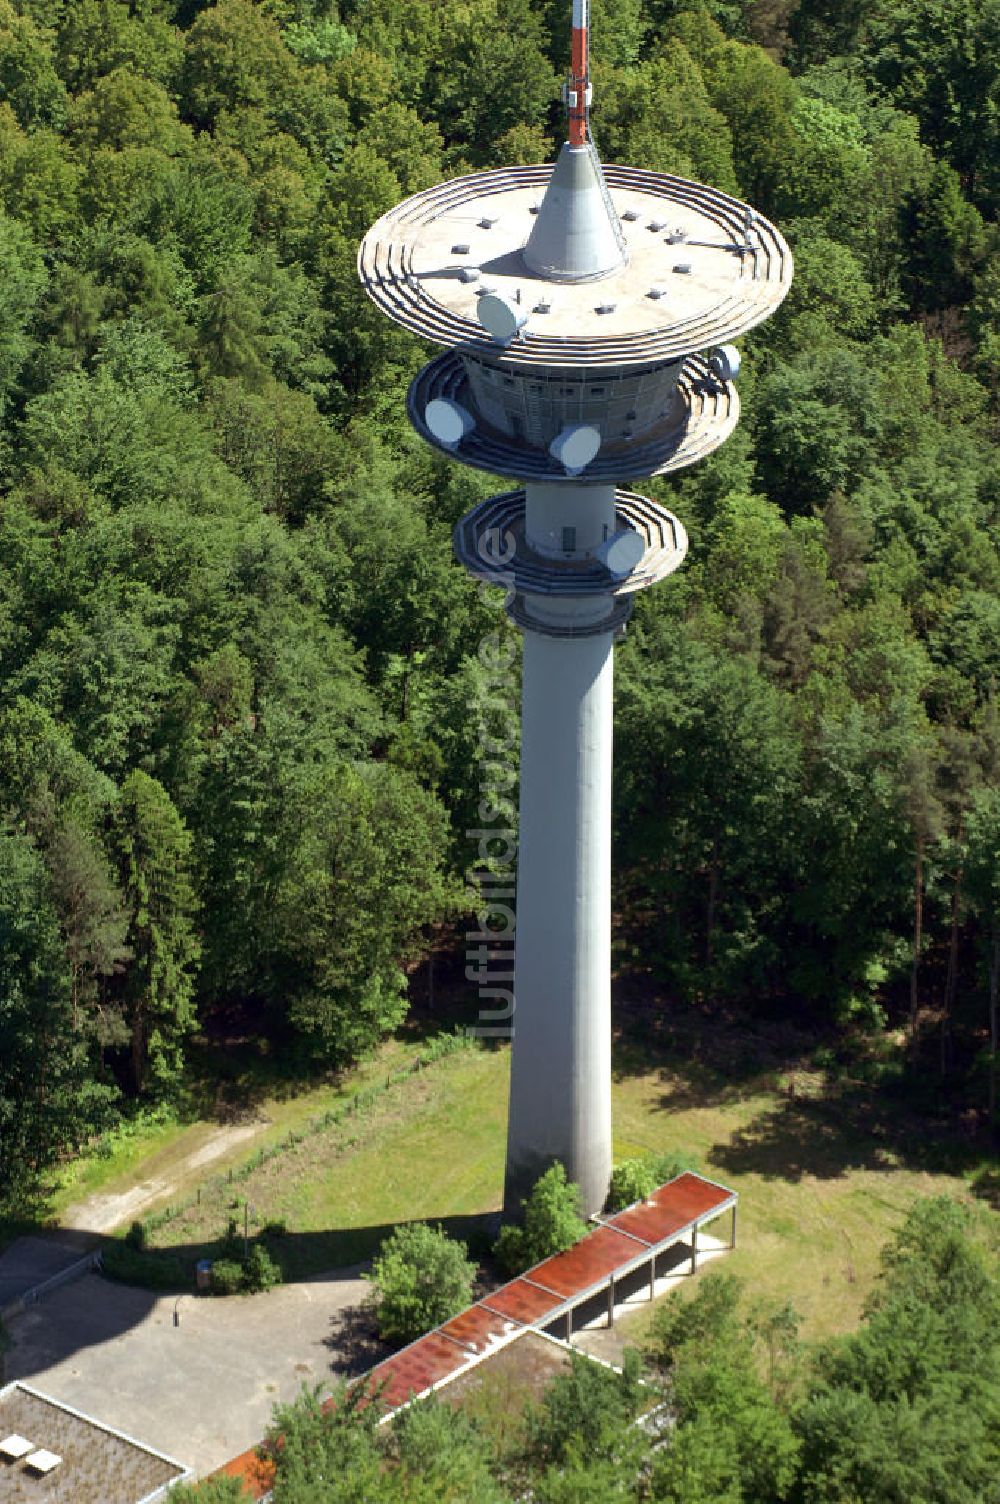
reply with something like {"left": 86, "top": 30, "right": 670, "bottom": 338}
{"left": 60, "top": 1124, "right": 264, "bottom": 1235}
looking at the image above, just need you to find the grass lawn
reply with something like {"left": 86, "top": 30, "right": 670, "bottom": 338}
{"left": 26, "top": 1016, "right": 996, "bottom": 1343}
{"left": 149, "top": 1046, "right": 509, "bottom": 1276}
{"left": 611, "top": 1056, "right": 997, "bottom": 1343}
{"left": 0, "top": 1039, "right": 435, "bottom": 1256}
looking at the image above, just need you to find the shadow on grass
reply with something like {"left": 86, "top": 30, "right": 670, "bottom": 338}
{"left": 608, "top": 975, "right": 830, "bottom": 1102}
{"left": 260, "top": 1212, "right": 499, "bottom": 1286}
{"left": 708, "top": 1081, "right": 990, "bottom": 1183}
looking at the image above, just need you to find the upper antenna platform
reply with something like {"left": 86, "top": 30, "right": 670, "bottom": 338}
{"left": 358, "top": 163, "right": 792, "bottom": 370}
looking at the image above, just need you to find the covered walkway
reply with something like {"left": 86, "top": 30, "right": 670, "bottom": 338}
{"left": 214, "top": 1171, "right": 737, "bottom": 1498}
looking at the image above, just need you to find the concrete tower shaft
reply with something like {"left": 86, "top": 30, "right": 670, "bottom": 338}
{"left": 509, "top": 618, "right": 613, "bottom": 1213}
{"left": 358, "top": 7, "right": 792, "bottom": 1215}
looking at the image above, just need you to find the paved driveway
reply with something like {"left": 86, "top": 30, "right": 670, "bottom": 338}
{"left": 4, "top": 1267, "right": 369, "bottom": 1476}
{"left": 0, "top": 1236, "right": 93, "bottom": 1313}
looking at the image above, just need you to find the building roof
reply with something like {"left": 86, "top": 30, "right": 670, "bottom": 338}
{"left": 350, "top": 1171, "right": 734, "bottom": 1421}
{"left": 0, "top": 1384, "right": 187, "bottom": 1504}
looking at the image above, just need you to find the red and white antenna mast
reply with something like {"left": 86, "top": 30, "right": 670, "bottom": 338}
{"left": 569, "top": 0, "right": 591, "bottom": 146}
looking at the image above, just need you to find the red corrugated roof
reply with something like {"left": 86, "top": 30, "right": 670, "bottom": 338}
{"left": 439, "top": 1301, "right": 519, "bottom": 1353}
{"left": 212, "top": 1446, "right": 275, "bottom": 1499}
{"left": 606, "top": 1172, "right": 732, "bottom": 1246}
{"left": 361, "top": 1331, "right": 471, "bottom": 1414}
{"left": 527, "top": 1224, "right": 648, "bottom": 1297}
{"left": 480, "top": 1276, "right": 564, "bottom": 1324}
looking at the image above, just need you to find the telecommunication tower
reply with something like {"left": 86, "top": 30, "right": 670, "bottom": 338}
{"left": 359, "top": 1, "right": 792, "bottom": 1214}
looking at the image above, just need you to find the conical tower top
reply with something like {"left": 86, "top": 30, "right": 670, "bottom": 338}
{"left": 523, "top": 141, "right": 627, "bottom": 282}
{"left": 522, "top": 0, "right": 628, "bottom": 283}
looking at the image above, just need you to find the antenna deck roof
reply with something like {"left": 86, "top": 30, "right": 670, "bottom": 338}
{"left": 358, "top": 160, "right": 792, "bottom": 371}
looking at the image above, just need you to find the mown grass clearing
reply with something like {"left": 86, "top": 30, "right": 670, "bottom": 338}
{"left": 29, "top": 1019, "right": 996, "bottom": 1340}
{"left": 32, "top": 1037, "right": 431, "bottom": 1239}
{"left": 611, "top": 1060, "right": 997, "bottom": 1342}
{"left": 147, "top": 1046, "right": 508, "bottom": 1277}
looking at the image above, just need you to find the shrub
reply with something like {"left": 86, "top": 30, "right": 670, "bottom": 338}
{"left": 418, "top": 1029, "right": 480, "bottom": 1065}
{"left": 101, "top": 1242, "right": 188, "bottom": 1291}
{"left": 608, "top": 1159, "right": 658, "bottom": 1211}
{"left": 243, "top": 1243, "right": 282, "bottom": 1293}
{"left": 607, "top": 1152, "right": 696, "bottom": 1212}
{"left": 495, "top": 1163, "right": 587, "bottom": 1274}
{"left": 526, "top": 1348, "right": 646, "bottom": 1469}
{"left": 166, "top": 1478, "right": 247, "bottom": 1501}
{"left": 263, "top": 1218, "right": 287, "bottom": 1237}
{"left": 211, "top": 1258, "right": 245, "bottom": 1296}
{"left": 367, "top": 1223, "right": 476, "bottom": 1344}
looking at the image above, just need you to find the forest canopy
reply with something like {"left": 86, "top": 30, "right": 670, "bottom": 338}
{"left": 1, "top": 0, "right": 1000, "bottom": 1209}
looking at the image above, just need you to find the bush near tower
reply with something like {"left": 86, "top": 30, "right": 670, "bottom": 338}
{"left": 494, "top": 1163, "right": 588, "bottom": 1275}
{"left": 367, "top": 1221, "right": 476, "bottom": 1345}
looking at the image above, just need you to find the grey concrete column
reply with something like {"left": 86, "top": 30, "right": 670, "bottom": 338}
{"left": 503, "top": 568, "right": 614, "bottom": 1215}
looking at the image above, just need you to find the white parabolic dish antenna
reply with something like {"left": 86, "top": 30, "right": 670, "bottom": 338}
{"left": 425, "top": 398, "right": 475, "bottom": 447}
{"left": 549, "top": 423, "right": 602, "bottom": 474}
{"left": 477, "top": 292, "right": 528, "bottom": 344}
{"left": 595, "top": 528, "right": 645, "bottom": 578}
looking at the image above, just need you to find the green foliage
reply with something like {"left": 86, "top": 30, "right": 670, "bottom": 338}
{"left": 367, "top": 1222, "right": 476, "bottom": 1344}
{"left": 525, "top": 1348, "right": 646, "bottom": 1471}
{"left": 165, "top": 1476, "right": 247, "bottom": 1503}
{"left": 111, "top": 771, "right": 200, "bottom": 1096}
{"left": 388, "top": 1398, "right": 508, "bottom": 1503}
{"left": 208, "top": 1240, "right": 285, "bottom": 1297}
{"left": 0, "top": 824, "right": 115, "bottom": 1210}
{"left": 243, "top": 1242, "right": 282, "bottom": 1293}
{"left": 0, "top": 3, "right": 67, "bottom": 129}
{"left": 864, "top": 0, "right": 1000, "bottom": 211}
{"left": 263, "top": 1382, "right": 384, "bottom": 1503}
{"left": 494, "top": 1163, "right": 587, "bottom": 1274}
{"left": 210, "top": 1258, "right": 245, "bottom": 1296}
{"left": 273, "top": 761, "right": 455, "bottom": 1066}
{"left": 795, "top": 1198, "right": 1000, "bottom": 1502}
{"left": 649, "top": 1272, "right": 801, "bottom": 1502}
{"left": 0, "top": 209, "right": 46, "bottom": 419}
{"left": 607, "top": 1152, "right": 695, "bottom": 1211}
{"left": 101, "top": 1241, "right": 188, "bottom": 1290}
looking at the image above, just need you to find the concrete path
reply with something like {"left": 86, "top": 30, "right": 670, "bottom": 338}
{"left": 60, "top": 1123, "right": 264, "bottom": 1235}
{"left": 5, "top": 1267, "right": 370, "bottom": 1476}
{"left": 0, "top": 1237, "right": 94, "bottom": 1314}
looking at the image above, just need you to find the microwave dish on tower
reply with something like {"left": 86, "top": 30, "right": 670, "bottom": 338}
{"left": 358, "top": 1, "right": 792, "bottom": 1215}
